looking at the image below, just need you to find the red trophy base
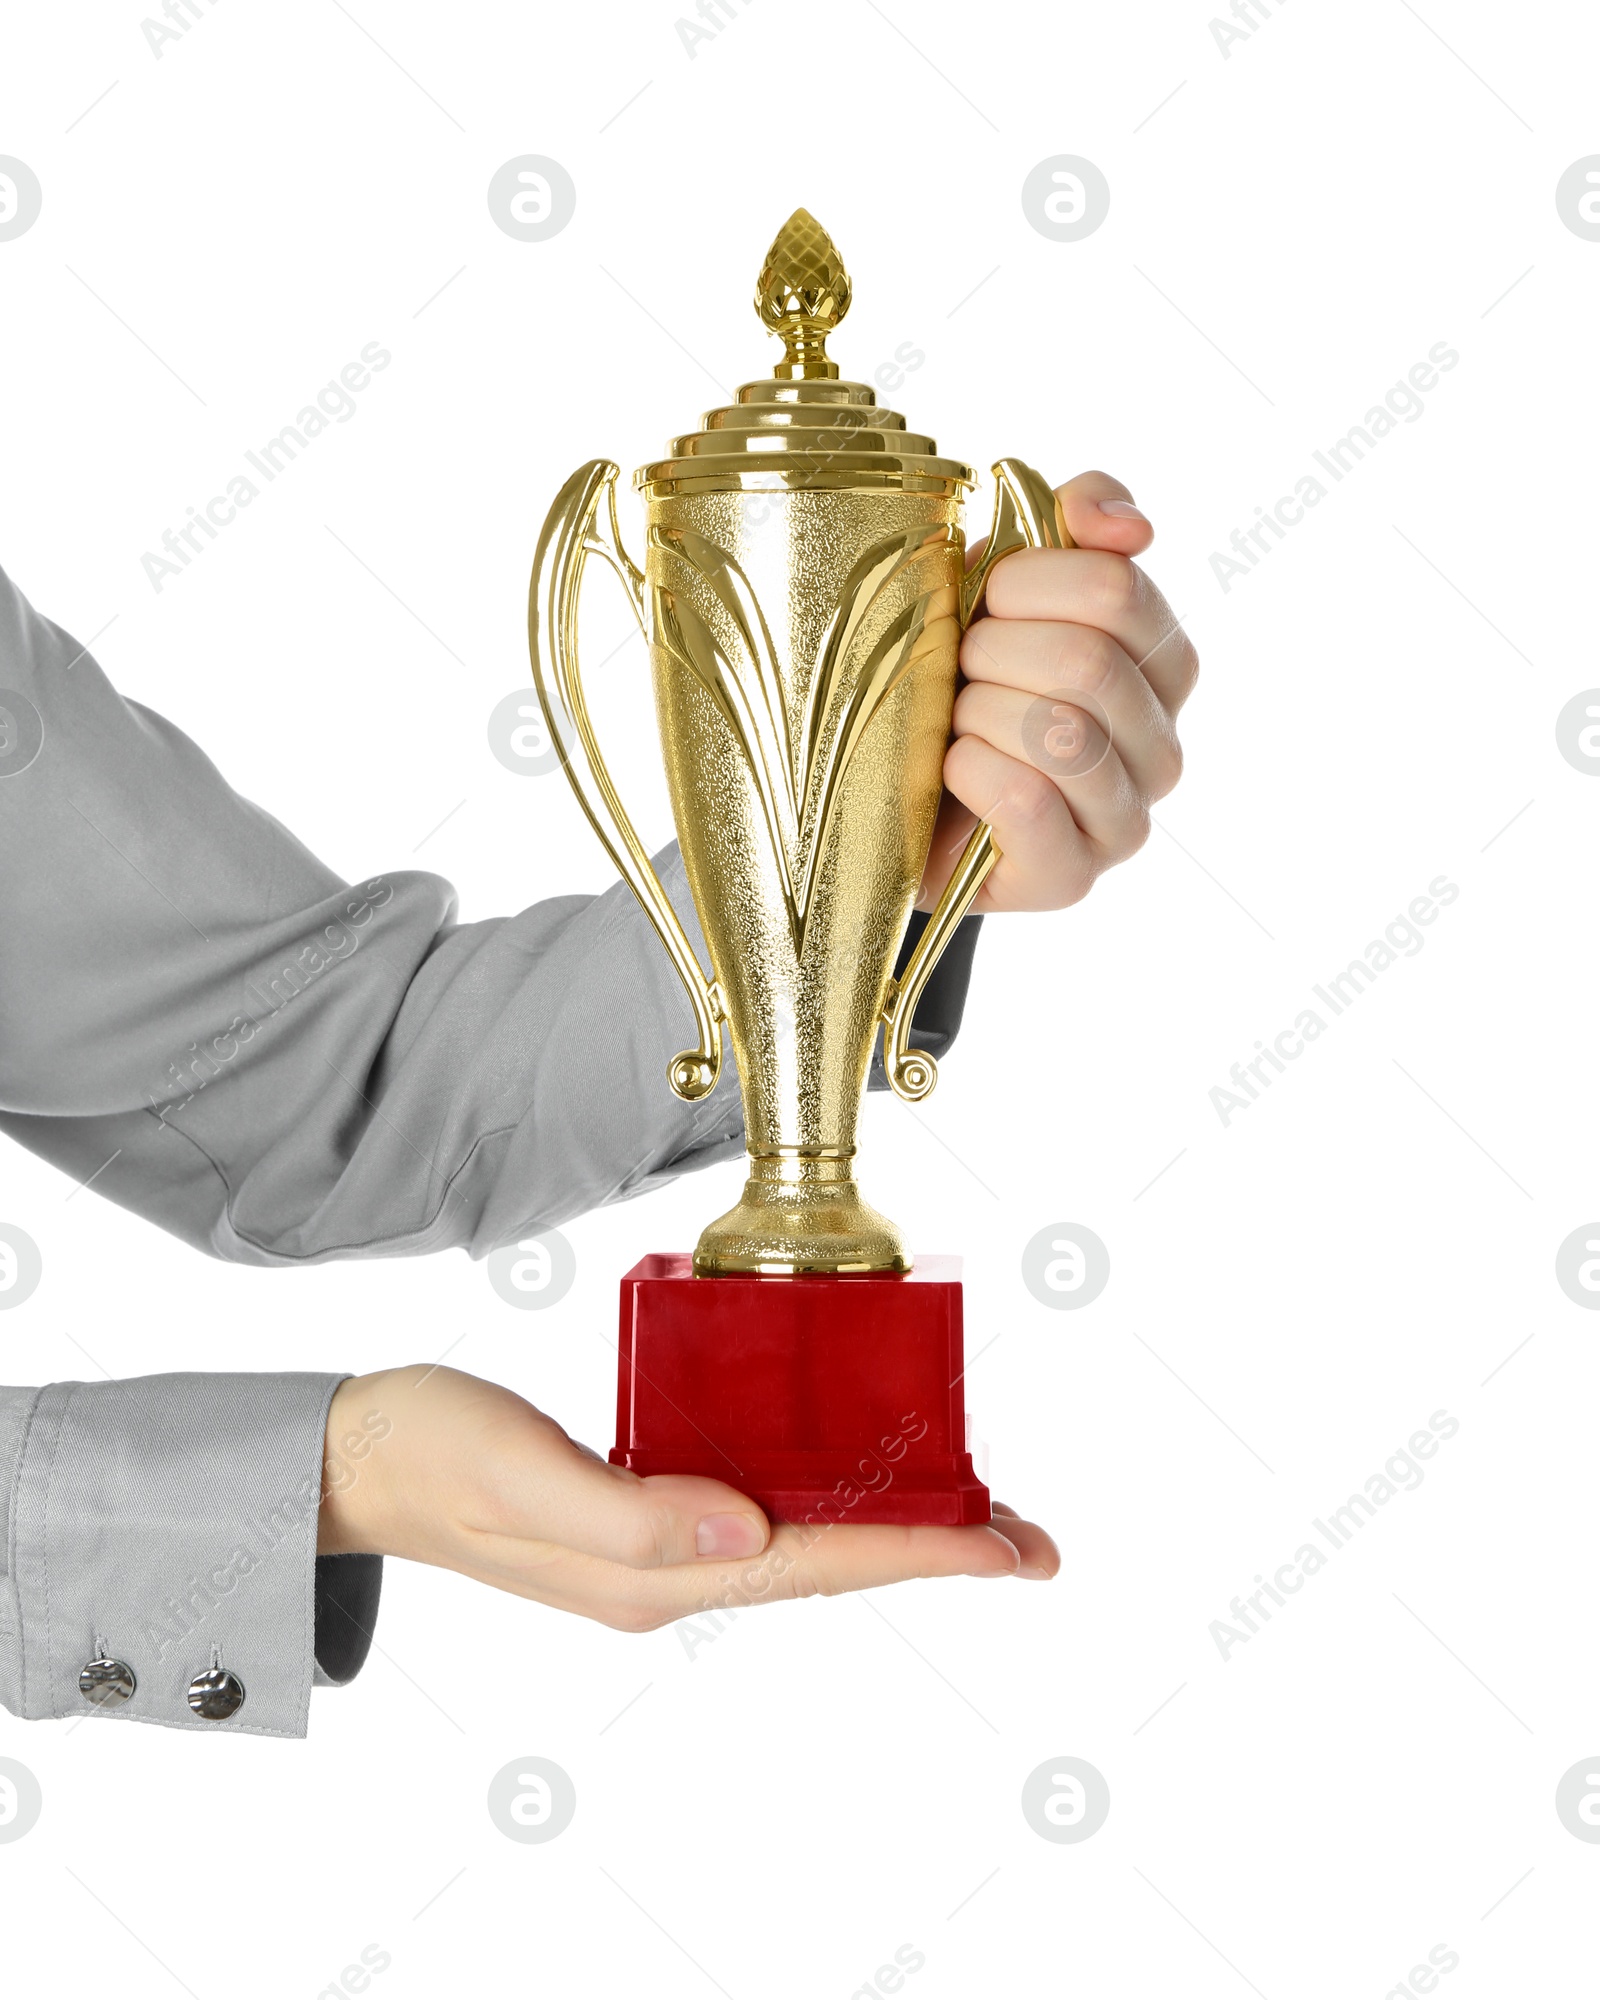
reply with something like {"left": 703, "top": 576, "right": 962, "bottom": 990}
{"left": 609, "top": 1254, "right": 990, "bottom": 1526}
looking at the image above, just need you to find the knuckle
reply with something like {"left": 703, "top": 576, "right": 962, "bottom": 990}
{"left": 1069, "top": 627, "right": 1123, "bottom": 700}
{"left": 1105, "top": 802, "right": 1151, "bottom": 863}
{"left": 959, "top": 621, "right": 1005, "bottom": 678}
{"left": 616, "top": 1499, "right": 678, "bottom": 1570}
{"left": 1092, "top": 552, "right": 1139, "bottom": 621}
{"left": 950, "top": 682, "right": 985, "bottom": 735}
{"left": 1029, "top": 702, "right": 1095, "bottom": 776}
{"left": 1035, "top": 848, "right": 1098, "bottom": 912}
{"left": 1004, "top": 764, "right": 1063, "bottom": 828}
{"left": 802, "top": 1556, "right": 852, "bottom": 1601}
{"left": 1149, "top": 735, "right": 1184, "bottom": 800}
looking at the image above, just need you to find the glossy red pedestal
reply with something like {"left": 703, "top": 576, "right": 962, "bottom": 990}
{"left": 610, "top": 1253, "right": 990, "bottom": 1525}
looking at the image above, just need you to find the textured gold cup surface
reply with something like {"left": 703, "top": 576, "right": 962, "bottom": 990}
{"left": 645, "top": 483, "right": 963, "bottom": 1274}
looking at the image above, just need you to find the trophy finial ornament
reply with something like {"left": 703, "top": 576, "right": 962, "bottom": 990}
{"left": 755, "top": 208, "right": 851, "bottom": 379}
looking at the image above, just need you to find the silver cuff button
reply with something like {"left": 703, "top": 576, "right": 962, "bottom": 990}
{"left": 78, "top": 1656, "right": 136, "bottom": 1707}
{"left": 187, "top": 1665, "right": 246, "bottom": 1721}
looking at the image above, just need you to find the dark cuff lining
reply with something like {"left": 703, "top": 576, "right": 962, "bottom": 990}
{"left": 313, "top": 1553, "right": 384, "bottom": 1685}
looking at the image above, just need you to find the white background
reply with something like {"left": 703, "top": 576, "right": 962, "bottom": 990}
{"left": 2, "top": 0, "right": 1598, "bottom": 1993}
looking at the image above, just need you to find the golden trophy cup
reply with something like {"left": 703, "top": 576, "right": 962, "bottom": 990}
{"left": 528, "top": 211, "right": 1067, "bottom": 1523}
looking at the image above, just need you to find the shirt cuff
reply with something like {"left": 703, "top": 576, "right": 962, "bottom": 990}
{"left": 0, "top": 1373, "right": 380, "bottom": 1737}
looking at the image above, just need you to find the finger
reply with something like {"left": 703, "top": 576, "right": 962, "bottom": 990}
{"left": 918, "top": 787, "right": 987, "bottom": 911}
{"left": 953, "top": 683, "right": 1153, "bottom": 868}
{"left": 454, "top": 1509, "right": 1060, "bottom": 1629}
{"left": 984, "top": 1506, "right": 1061, "bottom": 1578}
{"left": 1052, "top": 469, "right": 1154, "bottom": 556}
{"left": 983, "top": 547, "right": 1198, "bottom": 717}
{"left": 748, "top": 1519, "right": 1024, "bottom": 1600}
{"left": 475, "top": 1406, "right": 772, "bottom": 1570}
{"left": 940, "top": 729, "right": 1145, "bottom": 910}
{"left": 688, "top": 1509, "right": 1061, "bottom": 1612}
{"left": 608, "top": 1519, "right": 1029, "bottom": 1629}
{"left": 941, "top": 734, "right": 1095, "bottom": 910}
{"left": 458, "top": 1519, "right": 1025, "bottom": 1627}
{"left": 958, "top": 616, "right": 1183, "bottom": 801}
{"left": 953, "top": 689, "right": 1149, "bottom": 866}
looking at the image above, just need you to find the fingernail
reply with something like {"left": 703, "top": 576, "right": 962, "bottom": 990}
{"left": 696, "top": 1513, "right": 764, "bottom": 1558}
{"left": 1098, "top": 498, "right": 1147, "bottom": 520}
{"left": 1018, "top": 1562, "right": 1053, "bottom": 1580}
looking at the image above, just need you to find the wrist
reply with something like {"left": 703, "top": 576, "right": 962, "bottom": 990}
{"left": 319, "top": 1373, "right": 400, "bottom": 1556}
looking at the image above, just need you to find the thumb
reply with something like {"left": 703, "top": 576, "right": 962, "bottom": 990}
{"left": 534, "top": 1431, "right": 772, "bottom": 1569}
{"left": 1052, "top": 468, "right": 1153, "bottom": 555}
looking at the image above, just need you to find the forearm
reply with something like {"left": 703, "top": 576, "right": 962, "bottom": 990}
{"left": 0, "top": 565, "right": 742, "bottom": 1260}
{"left": 0, "top": 564, "right": 978, "bottom": 1263}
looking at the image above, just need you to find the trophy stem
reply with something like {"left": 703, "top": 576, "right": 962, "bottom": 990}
{"left": 693, "top": 1150, "right": 910, "bottom": 1277}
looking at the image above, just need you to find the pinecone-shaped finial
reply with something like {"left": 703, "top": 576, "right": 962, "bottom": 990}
{"left": 755, "top": 209, "right": 851, "bottom": 379}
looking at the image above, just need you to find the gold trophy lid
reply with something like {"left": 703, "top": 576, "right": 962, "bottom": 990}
{"left": 634, "top": 209, "right": 975, "bottom": 499}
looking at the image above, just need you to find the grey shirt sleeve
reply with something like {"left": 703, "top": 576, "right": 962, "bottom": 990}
{"left": 0, "top": 566, "right": 744, "bottom": 1263}
{"left": 0, "top": 1373, "right": 380, "bottom": 1737}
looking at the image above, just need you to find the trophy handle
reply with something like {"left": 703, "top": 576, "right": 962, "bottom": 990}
{"left": 529, "top": 459, "right": 724, "bottom": 1102}
{"left": 880, "top": 458, "right": 1071, "bottom": 1101}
